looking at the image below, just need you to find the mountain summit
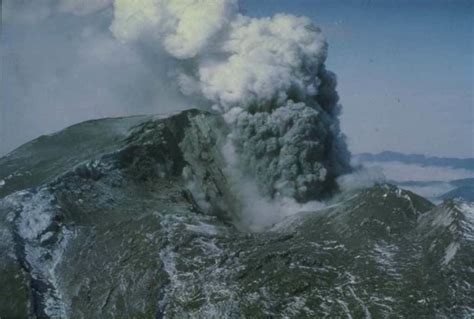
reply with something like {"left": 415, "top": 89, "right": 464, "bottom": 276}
{"left": 0, "top": 110, "right": 473, "bottom": 318}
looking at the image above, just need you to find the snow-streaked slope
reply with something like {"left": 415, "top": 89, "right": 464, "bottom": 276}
{"left": 1, "top": 110, "right": 473, "bottom": 318}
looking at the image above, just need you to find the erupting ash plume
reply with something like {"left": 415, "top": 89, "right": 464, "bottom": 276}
{"left": 111, "top": 0, "right": 351, "bottom": 201}
{"left": 3, "top": 0, "right": 351, "bottom": 204}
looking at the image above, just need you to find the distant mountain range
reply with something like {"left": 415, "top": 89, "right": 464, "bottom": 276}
{"left": 355, "top": 152, "right": 474, "bottom": 202}
{"left": 396, "top": 178, "right": 474, "bottom": 188}
{"left": 395, "top": 178, "right": 474, "bottom": 203}
{"left": 355, "top": 151, "right": 474, "bottom": 170}
{"left": 438, "top": 185, "right": 474, "bottom": 202}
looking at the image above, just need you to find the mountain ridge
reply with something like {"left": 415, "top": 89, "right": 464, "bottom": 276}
{"left": 1, "top": 110, "right": 473, "bottom": 318}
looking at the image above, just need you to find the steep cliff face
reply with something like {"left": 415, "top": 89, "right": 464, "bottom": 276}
{"left": 0, "top": 109, "right": 231, "bottom": 317}
{"left": 0, "top": 110, "right": 472, "bottom": 318}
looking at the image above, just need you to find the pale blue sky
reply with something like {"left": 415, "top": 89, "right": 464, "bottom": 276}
{"left": 242, "top": 0, "right": 473, "bottom": 157}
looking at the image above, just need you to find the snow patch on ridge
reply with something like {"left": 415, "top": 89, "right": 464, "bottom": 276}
{"left": 372, "top": 242, "right": 400, "bottom": 278}
{"left": 457, "top": 201, "right": 474, "bottom": 242}
{"left": 157, "top": 213, "right": 241, "bottom": 316}
{"left": 442, "top": 242, "right": 460, "bottom": 266}
{"left": 4, "top": 188, "right": 72, "bottom": 317}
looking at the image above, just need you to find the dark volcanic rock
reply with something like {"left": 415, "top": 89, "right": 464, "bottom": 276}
{"left": 0, "top": 110, "right": 473, "bottom": 318}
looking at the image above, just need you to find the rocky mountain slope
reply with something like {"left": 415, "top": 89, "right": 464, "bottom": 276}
{"left": 1, "top": 110, "right": 473, "bottom": 318}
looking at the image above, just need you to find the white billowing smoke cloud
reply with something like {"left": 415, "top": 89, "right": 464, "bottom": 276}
{"left": 111, "top": 0, "right": 351, "bottom": 203}
{"left": 111, "top": 0, "right": 238, "bottom": 60}
{"left": 196, "top": 14, "right": 326, "bottom": 109}
{"left": 111, "top": 1, "right": 326, "bottom": 111}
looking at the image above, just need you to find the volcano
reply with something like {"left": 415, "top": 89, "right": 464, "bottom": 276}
{"left": 1, "top": 110, "right": 472, "bottom": 318}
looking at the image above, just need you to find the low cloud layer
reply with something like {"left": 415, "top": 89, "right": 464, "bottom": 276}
{"left": 111, "top": 1, "right": 330, "bottom": 113}
{"left": 362, "top": 161, "right": 474, "bottom": 183}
